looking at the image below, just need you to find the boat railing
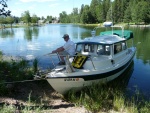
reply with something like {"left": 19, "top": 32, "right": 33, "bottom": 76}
{"left": 47, "top": 53, "right": 96, "bottom": 70}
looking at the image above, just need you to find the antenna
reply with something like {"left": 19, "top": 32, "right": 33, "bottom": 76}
{"left": 111, "top": 2, "right": 113, "bottom": 33}
{"left": 73, "top": 0, "right": 74, "bottom": 23}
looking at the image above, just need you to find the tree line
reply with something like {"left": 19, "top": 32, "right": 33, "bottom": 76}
{"left": 0, "top": 0, "right": 150, "bottom": 26}
{"left": 59, "top": 0, "right": 150, "bottom": 24}
{"left": 0, "top": 0, "right": 56, "bottom": 27}
{"left": 0, "top": 10, "right": 57, "bottom": 28}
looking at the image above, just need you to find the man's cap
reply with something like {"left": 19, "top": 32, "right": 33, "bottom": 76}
{"left": 62, "top": 34, "right": 69, "bottom": 38}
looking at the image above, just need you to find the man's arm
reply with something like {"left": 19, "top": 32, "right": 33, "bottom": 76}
{"left": 52, "top": 46, "right": 65, "bottom": 53}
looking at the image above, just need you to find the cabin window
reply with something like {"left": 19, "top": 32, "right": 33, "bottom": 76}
{"left": 84, "top": 44, "right": 94, "bottom": 52}
{"left": 114, "top": 43, "right": 122, "bottom": 54}
{"left": 122, "top": 42, "right": 127, "bottom": 50}
{"left": 97, "top": 45, "right": 104, "bottom": 55}
{"left": 97, "top": 45, "right": 110, "bottom": 55}
{"left": 76, "top": 44, "right": 82, "bottom": 52}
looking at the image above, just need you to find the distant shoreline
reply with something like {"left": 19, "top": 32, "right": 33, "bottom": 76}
{"left": 0, "top": 23, "right": 150, "bottom": 29}
{"left": 128, "top": 24, "right": 150, "bottom": 28}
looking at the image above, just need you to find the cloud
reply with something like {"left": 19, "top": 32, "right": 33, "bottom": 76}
{"left": 20, "top": 0, "right": 57, "bottom": 3}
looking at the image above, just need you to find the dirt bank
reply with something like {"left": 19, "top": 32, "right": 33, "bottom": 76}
{"left": 0, "top": 80, "right": 89, "bottom": 113}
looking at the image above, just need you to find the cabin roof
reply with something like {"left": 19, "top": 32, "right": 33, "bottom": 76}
{"left": 77, "top": 35, "right": 125, "bottom": 45}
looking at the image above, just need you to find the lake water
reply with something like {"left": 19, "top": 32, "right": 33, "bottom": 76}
{"left": 0, "top": 24, "right": 150, "bottom": 97}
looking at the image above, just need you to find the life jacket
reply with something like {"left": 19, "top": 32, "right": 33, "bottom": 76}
{"left": 72, "top": 53, "right": 88, "bottom": 69}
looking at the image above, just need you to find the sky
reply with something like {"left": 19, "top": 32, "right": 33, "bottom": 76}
{"left": 7, "top": 0, "right": 92, "bottom": 18}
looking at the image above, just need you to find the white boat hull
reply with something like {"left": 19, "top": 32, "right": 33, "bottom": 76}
{"left": 47, "top": 67, "right": 128, "bottom": 94}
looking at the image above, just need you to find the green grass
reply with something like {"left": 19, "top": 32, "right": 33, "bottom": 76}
{"left": 0, "top": 51, "right": 39, "bottom": 96}
{"left": 0, "top": 104, "right": 16, "bottom": 113}
{"left": 65, "top": 80, "right": 150, "bottom": 113}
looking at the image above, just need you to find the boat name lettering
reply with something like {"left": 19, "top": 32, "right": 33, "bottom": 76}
{"left": 64, "top": 78, "right": 79, "bottom": 81}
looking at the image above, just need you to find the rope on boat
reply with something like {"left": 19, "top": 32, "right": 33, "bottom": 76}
{"left": 0, "top": 79, "right": 45, "bottom": 85}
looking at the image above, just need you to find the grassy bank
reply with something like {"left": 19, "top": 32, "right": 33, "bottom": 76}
{"left": 65, "top": 62, "right": 150, "bottom": 113}
{"left": 1, "top": 80, "right": 150, "bottom": 113}
{"left": 66, "top": 83, "right": 150, "bottom": 113}
{"left": 0, "top": 52, "right": 38, "bottom": 95}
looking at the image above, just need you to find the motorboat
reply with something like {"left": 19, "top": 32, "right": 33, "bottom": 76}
{"left": 45, "top": 23, "right": 136, "bottom": 94}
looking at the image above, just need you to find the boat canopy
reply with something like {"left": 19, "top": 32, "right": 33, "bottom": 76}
{"left": 100, "top": 30, "right": 133, "bottom": 40}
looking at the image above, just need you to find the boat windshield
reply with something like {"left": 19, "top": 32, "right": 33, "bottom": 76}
{"left": 114, "top": 41, "right": 127, "bottom": 54}
{"left": 76, "top": 43, "right": 111, "bottom": 56}
{"left": 97, "top": 44, "right": 110, "bottom": 55}
{"left": 76, "top": 44, "right": 82, "bottom": 53}
{"left": 76, "top": 44, "right": 94, "bottom": 53}
{"left": 84, "top": 44, "right": 94, "bottom": 52}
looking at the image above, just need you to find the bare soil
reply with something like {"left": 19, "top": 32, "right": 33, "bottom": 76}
{"left": 0, "top": 80, "right": 89, "bottom": 113}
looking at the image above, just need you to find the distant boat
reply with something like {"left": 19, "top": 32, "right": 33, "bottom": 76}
{"left": 45, "top": 22, "right": 136, "bottom": 94}
{"left": 103, "top": 21, "right": 113, "bottom": 27}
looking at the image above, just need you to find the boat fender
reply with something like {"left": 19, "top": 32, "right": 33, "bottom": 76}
{"left": 72, "top": 53, "right": 88, "bottom": 69}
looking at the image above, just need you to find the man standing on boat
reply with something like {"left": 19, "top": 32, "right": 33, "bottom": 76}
{"left": 52, "top": 34, "right": 75, "bottom": 65}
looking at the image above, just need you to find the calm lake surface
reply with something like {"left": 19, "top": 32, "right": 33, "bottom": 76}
{"left": 0, "top": 24, "right": 150, "bottom": 97}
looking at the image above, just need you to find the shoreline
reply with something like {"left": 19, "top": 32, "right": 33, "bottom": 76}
{"left": 0, "top": 23, "right": 150, "bottom": 29}
{"left": 128, "top": 24, "right": 150, "bottom": 28}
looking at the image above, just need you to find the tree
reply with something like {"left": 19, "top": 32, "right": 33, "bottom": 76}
{"left": 0, "top": 16, "right": 6, "bottom": 28}
{"left": 6, "top": 16, "right": 14, "bottom": 28}
{"left": 96, "top": 2, "right": 103, "bottom": 23}
{"left": 31, "top": 14, "right": 38, "bottom": 24}
{"left": 106, "top": 5, "right": 112, "bottom": 21}
{"left": 59, "top": 11, "right": 70, "bottom": 23}
{"left": 80, "top": 5, "right": 91, "bottom": 24}
{"left": 124, "top": 5, "right": 131, "bottom": 24}
{"left": 21, "top": 10, "right": 31, "bottom": 25}
{"left": 46, "top": 15, "right": 53, "bottom": 23}
{"left": 13, "top": 16, "right": 20, "bottom": 24}
{"left": 113, "top": 0, "right": 122, "bottom": 23}
{"left": 137, "top": 1, "right": 150, "bottom": 24}
{"left": 70, "top": 8, "right": 79, "bottom": 23}
{"left": 79, "top": 4, "right": 84, "bottom": 23}
{"left": 0, "top": 0, "right": 11, "bottom": 16}
{"left": 101, "top": 0, "right": 111, "bottom": 22}
{"left": 89, "top": 0, "right": 99, "bottom": 23}
{"left": 41, "top": 16, "right": 45, "bottom": 20}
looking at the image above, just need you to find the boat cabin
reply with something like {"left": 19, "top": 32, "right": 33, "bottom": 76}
{"left": 75, "top": 35, "right": 127, "bottom": 57}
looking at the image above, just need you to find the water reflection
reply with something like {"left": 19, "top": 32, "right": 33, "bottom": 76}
{"left": 24, "top": 27, "right": 39, "bottom": 41}
{"left": 130, "top": 27, "right": 150, "bottom": 64}
{"left": 109, "top": 61, "right": 134, "bottom": 90}
{"left": 0, "top": 29, "right": 14, "bottom": 38}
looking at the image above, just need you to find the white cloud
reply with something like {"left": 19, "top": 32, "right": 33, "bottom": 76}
{"left": 20, "top": 0, "right": 57, "bottom": 2}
